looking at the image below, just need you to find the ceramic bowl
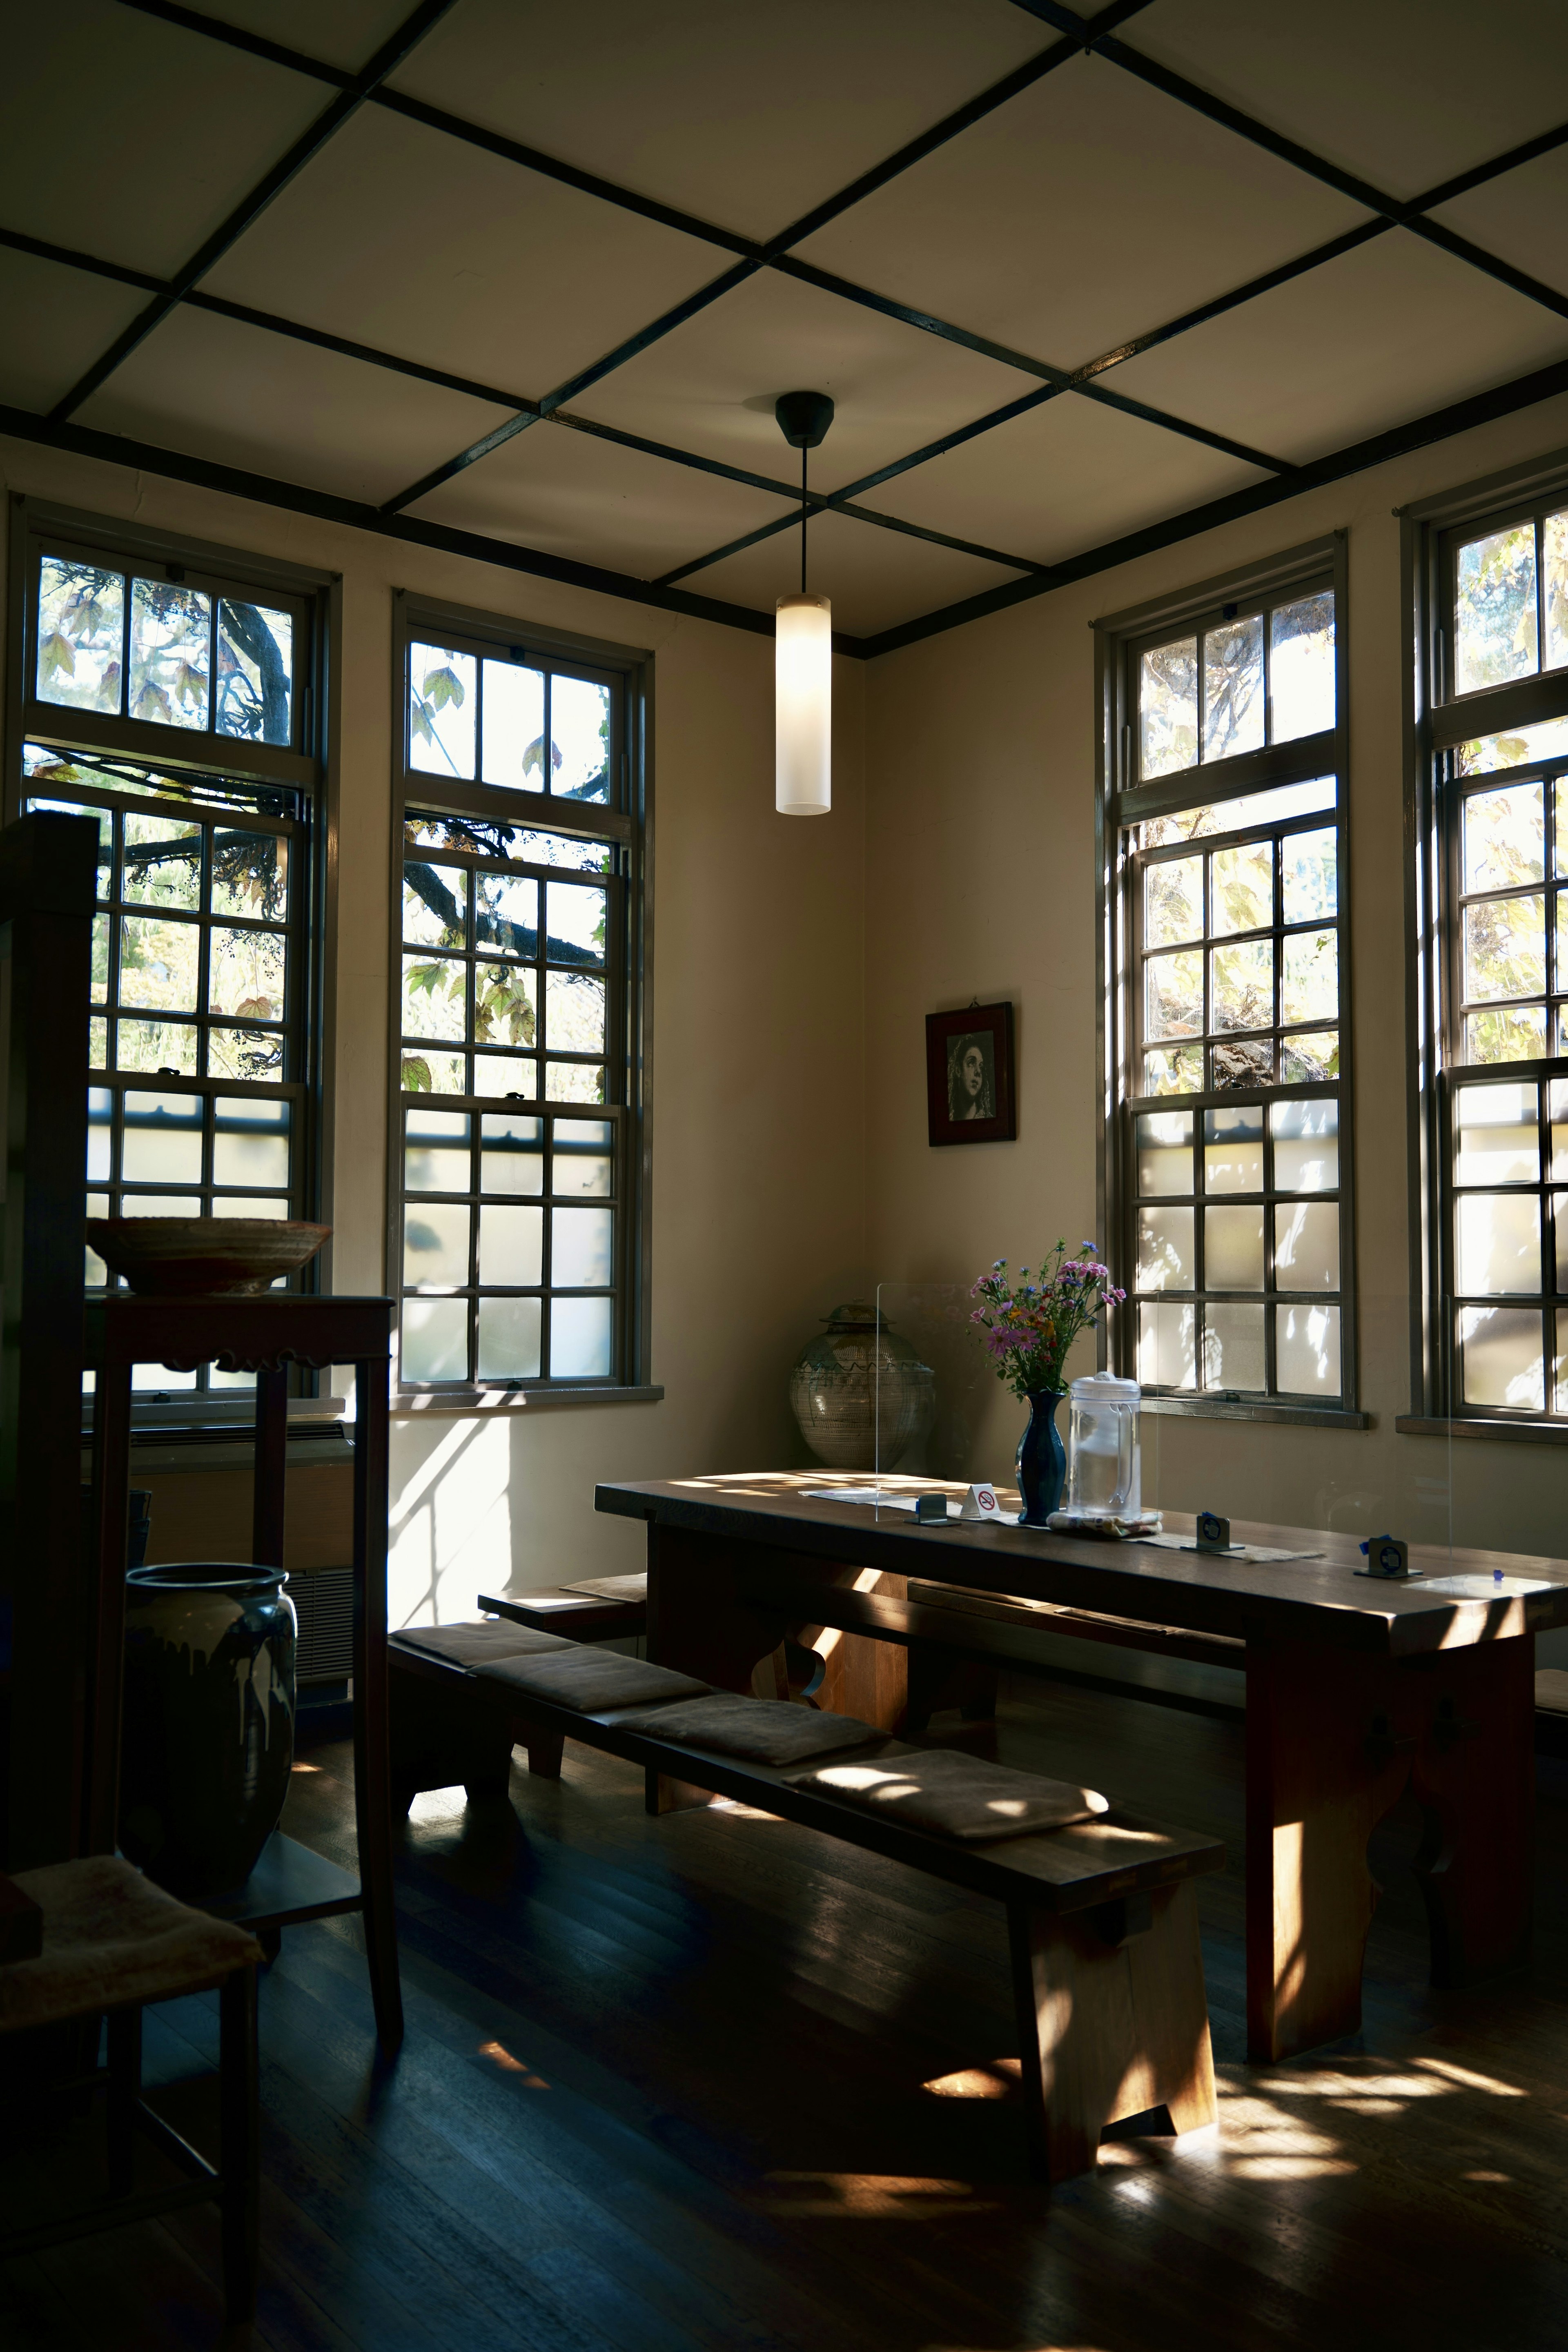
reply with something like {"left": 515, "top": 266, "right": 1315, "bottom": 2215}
{"left": 86, "top": 1218, "right": 331, "bottom": 1296}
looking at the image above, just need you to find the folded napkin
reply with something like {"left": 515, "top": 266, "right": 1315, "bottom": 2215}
{"left": 474, "top": 1648, "right": 711, "bottom": 1712}
{"left": 613, "top": 1694, "right": 878, "bottom": 1765}
{"left": 792, "top": 1747, "right": 1108, "bottom": 1843}
{"left": 393, "top": 1621, "right": 575, "bottom": 1665}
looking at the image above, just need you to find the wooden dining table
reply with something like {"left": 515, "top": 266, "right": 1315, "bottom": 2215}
{"left": 595, "top": 1470, "right": 1568, "bottom": 2062}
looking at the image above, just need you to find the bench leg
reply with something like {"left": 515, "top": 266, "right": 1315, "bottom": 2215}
{"left": 1007, "top": 1882, "right": 1216, "bottom": 2185}
{"left": 218, "top": 1965, "right": 260, "bottom": 2325}
{"left": 105, "top": 2005, "right": 141, "bottom": 2196}
{"left": 518, "top": 1724, "right": 565, "bottom": 1781}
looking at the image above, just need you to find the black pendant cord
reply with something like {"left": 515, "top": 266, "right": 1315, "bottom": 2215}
{"left": 801, "top": 445, "right": 808, "bottom": 595}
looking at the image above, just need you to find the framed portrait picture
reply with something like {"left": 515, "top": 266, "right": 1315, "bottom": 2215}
{"left": 926, "top": 1002, "right": 1016, "bottom": 1146}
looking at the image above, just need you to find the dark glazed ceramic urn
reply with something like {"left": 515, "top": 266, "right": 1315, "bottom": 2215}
{"left": 120, "top": 1564, "right": 297, "bottom": 1900}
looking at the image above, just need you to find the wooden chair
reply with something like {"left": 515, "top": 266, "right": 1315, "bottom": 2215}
{"left": 0, "top": 1855, "right": 263, "bottom": 2323}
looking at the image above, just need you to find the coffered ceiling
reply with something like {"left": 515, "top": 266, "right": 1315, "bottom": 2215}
{"left": 3, "top": 0, "right": 1568, "bottom": 655}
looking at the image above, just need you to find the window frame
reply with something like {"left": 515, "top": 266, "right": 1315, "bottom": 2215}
{"left": 4, "top": 495, "right": 335, "bottom": 1430}
{"left": 388, "top": 592, "right": 654, "bottom": 1405}
{"left": 1401, "top": 447, "right": 1568, "bottom": 1440}
{"left": 1095, "top": 533, "right": 1366, "bottom": 1428}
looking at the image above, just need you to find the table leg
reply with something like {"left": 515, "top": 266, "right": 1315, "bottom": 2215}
{"left": 352, "top": 1356, "right": 403, "bottom": 2052}
{"left": 645, "top": 1524, "right": 788, "bottom": 1690}
{"left": 1409, "top": 1635, "right": 1535, "bottom": 1989}
{"left": 85, "top": 1361, "right": 133, "bottom": 1856}
{"left": 252, "top": 1365, "right": 288, "bottom": 1568}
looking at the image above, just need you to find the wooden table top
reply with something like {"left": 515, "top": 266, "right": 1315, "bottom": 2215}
{"left": 596, "top": 1471, "right": 1568, "bottom": 1657}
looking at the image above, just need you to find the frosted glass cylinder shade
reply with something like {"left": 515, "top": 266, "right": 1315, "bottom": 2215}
{"left": 776, "top": 593, "right": 832, "bottom": 815}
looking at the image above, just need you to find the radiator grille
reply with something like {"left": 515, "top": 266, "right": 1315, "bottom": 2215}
{"left": 291, "top": 1566, "right": 354, "bottom": 1685}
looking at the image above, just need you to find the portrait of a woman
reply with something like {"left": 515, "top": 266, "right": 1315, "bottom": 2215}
{"left": 947, "top": 1032, "right": 995, "bottom": 1122}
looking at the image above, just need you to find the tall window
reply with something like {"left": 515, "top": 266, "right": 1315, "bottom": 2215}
{"left": 1407, "top": 464, "right": 1568, "bottom": 1426}
{"left": 392, "top": 599, "right": 648, "bottom": 1395}
{"left": 5, "top": 503, "right": 327, "bottom": 1410}
{"left": 1098, "top": 541, "right": 1358, "bottom": 1419}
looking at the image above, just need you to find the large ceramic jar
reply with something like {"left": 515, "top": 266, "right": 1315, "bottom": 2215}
{"left": 789, "top": 1301, "right": 937, "bottom": 1471}
{"left": 120, "top": 1564, "right": 297, "bottom": 1900}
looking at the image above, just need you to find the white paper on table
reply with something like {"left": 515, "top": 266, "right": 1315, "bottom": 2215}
{"left": 1135, "top": 1534, "right": 1323, "bottom": 1563}
{"left": 804, "top": 1488, "right": 949, "bottom": 1517}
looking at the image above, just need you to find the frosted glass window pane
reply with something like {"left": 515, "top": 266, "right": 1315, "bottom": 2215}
{"left": 553, "top": 1119, "right": 614, "bottom": 1196}
{"left": 1138, "top": 1301, "right": 1195, "bottom": 1388}
{"left": 403, "top": 862, "right": 467, "bottom": 949}
{"left": 410, "top": 643, "right": 476, "bottom": 777}
{"left": 403, "top": 1298, "right": 468, "bottom": 1383}
{"left": 481, "top": 1112, "right": 543, "bottom": 1195}
{"left": 122, "top": 1091, "right": 202, "bottom": 1185}
{"left": 129, "top": 579, "right": 210, "bottom": 730}
{"left": 1136, "top": 1111, "right": 1192, "bottom": 1196}
{"left": 1203, "top": 1105, "right": 1263, "bottom": 1193}
{"left": 1274, "top": 1202, "right": 1339, "bottom": 1290}
{"left": 1276, "top": 1303, "right": 1340, "bottom": 1394}
{"left": 1272, "top": 1098, "right": 1339, "bottom": 1192}
{"left": 1553, "top": 1078, "right": 1568, "bottom": 1180}
{"left": 213, "top": 1195, "right": 288, "bottom": 1219}
{"left": 479, "top": 1205, "right": 542, "bottom": 1286}
{"left": 36, "top": 558, "right": 124, "bottom": 713}
{"left": 1144, "top": 856, "right": 1202, "bottom": 948}
{"left": 481, "top": 658, "right": 545, "bottom": 790}
{"left": 1454, "top": 524, "right": 1537, "bottom": 694}
{"left": 1210, "top": 840, "right": 1272, "bottom": 937}
{"left": 1282, "top": 928, "right": 1338, "bottom": 1026}
{"left": 216, "top": 598, "right": 293, "bottom": 744}
{"left": 550, "top": 1295, "right": 612, "bottom": 1377}
{"left": 1270, "top": 593, "right": 1335, "bottom": 742}
{"left": 1136, "top": 1206, "right": 1193, "bottom": 1291}
{"left": 213, "top": 1097, "right": 289, "bottom": 1190}
{"left": 132, "top": 1363, "right": 199, "bottom": 1392}
{"left": 1203, "top": 615, "right": 1264, "bottom": 761}
{"left": 404, "top": 1202, "right": 469, "bottom": 1289}
{"left": 1463, "top": 783, "right": 1543, "bottom": 893}
{"left": 1141, "top": 777, "right": 1334, "bottom": 848}
{"left": 478, "top": 1296, "right": 542, "bottom": 1379}
{"left": 1281, "top": 827, "right": 1337, "bottom": 924}
{"left": 1557, "top": 1199, "right": 1568, "bottom": 1295}
{"left": 1145, "top": 950, "right": 1203, "bottom": 1041}
{"left": 1205, "top": 1205, "right": 1265, "bottom": 1290}
{"left": 1140, "top": 637, "right": 1197, "bottom": 778}
{"left": 87, "top": 1087, "right": 113, "bottom": 1181}
{"left": 551, "top": 675, "right": 611, "bottom": 803}
{"left": 86, "top": 1194, "right": 109, "bottom": 1287}
{"left": 1203, "top": 1303, "right": 1264, "bottom": 1388}
{"left": 1455, "top": 1082, "right": 1539, "bottom": 1184}
{"left": 1457, "top": 1194, "right": 1540, "bottom": 1295}
{"left": 1459, "top": 1305, "right": 1543, "bottom": 1409}
{"left": 552, "top": 1205, "right": 612, "bottom": 1287}
{"left": 1466, "top": 1005, "right": 1547, "bottom": 1063}
{"left": 405, "top": 1109, "right": 469, "bottom": 1193}
{"left": 1211, "top": 938, "right": 1272, "bottom": 1031}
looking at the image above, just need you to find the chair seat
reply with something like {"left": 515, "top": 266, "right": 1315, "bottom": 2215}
{"left": 0, "top": 1857, "right": 261, "bottom": 2034}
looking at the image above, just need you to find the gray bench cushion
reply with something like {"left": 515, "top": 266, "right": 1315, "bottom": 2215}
{"left": 792, "top": 1748, "right": 1109, "bottom": 1843}
{"left": 393, "top": 1622, "right": 575, "bottom": 1665}
{"left": 614, "top": 1694, "right": 877, "bottom": 1764}
{"left": 564, "top": 1573, "right": 648, "bottom": 1603}
{"left": 475, "top": 1649, "right": 711, "bottom": 1711}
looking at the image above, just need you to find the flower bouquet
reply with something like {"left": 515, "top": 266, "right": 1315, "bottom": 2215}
{"left": 971, "top": 1241, "right": 1125, "bottom": 1524}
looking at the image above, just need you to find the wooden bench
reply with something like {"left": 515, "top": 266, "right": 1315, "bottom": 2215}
{"left": 478, "top": 1576, "right": 646, "bottom": 1643}
{"left": 388, "top": 1626, "right": 568, "bottom": 1815}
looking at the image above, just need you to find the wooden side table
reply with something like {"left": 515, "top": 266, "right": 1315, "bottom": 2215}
{"left": 84, "top": 1294, "right": 403, "bottom": 2051}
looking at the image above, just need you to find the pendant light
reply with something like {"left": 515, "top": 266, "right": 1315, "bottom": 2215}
{"left": 774, "top": 390, "right": 834, "bottom": 816}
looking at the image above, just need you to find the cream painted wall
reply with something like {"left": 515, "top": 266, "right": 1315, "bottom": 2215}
{"left": 864, "top": 391, "right": 1568, "bottom": 1575}
{"left": 2, "top": 434, "right": 868, "bottom": 1625}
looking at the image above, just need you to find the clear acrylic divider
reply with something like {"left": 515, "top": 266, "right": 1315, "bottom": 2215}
{"left": 868, "top": 1282, "right": 1007, "bottom": 1514}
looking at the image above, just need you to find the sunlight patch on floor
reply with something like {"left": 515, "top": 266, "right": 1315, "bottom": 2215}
{"left": 762, "top": 2173, "right": 996, "bottom": 2218}
{"left": 922, "top": 2058, "right": 1021, "bottom": 2100}
{"left": 479, "top": 2040, "right": 550, "bottom": 2088}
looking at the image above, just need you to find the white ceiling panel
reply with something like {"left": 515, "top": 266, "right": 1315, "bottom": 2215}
{"left": 864, "top": 394, "right": 1268, "bottom": 570}
{"left": 404, "top": 422, "right": 797, "bottom": 581}
{"left": 0, "top": 251, "right": 149, "bottom": 414}
{"left": 385, "top": 0, "right": 1048, "bottom": 242}
{"left": 74, "top": 307, "right": 514, "bottom": 506}
{"left": 797, "top": 52, "right": 1367, "bottom": 375}
{"left": 570, "top": 268, "right": 1036, "bottom": 504}
{"left": 1126, "top": 0, "right": 1568, "bottom": 205}
{"left": 196, "top": 1, "right": 417, "bottom": 73}
{"left": 1432, "top": 149, "right": 1568, "bottom": 305}
{"left": 0, "top": 0, "right": 331, "bottom": 277}
{"left": 1106, "top": 230, "right": 1568, "bottom": 466}
{"left": 681, "top": 508, "right": 1022, "bottom": 639}
{"left": 203, "top": 105, "right": 727, "bottom": 403}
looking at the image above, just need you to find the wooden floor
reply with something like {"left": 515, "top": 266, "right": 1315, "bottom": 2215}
{"left": 4, "top": 1670, "right": 1568, "bottom": 2352}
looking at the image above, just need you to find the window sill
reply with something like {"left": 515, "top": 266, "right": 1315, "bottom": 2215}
{"left": 392, "top": 1385, "right": 664, "bottom": 1417}
{"left": 1396, "top": 1414, "right": 1568, "bottom": 1446}
{"left": 1141, "top": 1396, "right": 1371, "bottom": 1430}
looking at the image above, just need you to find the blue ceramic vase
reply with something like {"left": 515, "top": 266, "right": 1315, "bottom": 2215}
{"left": 120, "top": 1564, "right": 297, "bottom": 1900}
{"left": 1016, "top": 1389, "right": 1068, "bottom": 1527}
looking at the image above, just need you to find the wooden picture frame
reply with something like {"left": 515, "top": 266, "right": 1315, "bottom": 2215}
{"left": 926, "top": 1002, "right": 1016, "bottom": 1146}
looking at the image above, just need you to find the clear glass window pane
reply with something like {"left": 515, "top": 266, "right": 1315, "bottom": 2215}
{"left": 1466, "top": 1006, "right": 1547, "bottom": 1063}
{"left": 1138, "top": 1301, "right": 1195, "bottom": 1388}
{"left": 1136, "top": 1205, "right": 1193, "bottom": 1291}
{"left": 477, "top": 1296, "right": 542, "bottom": 1379}
{"left": 1203, "top": 1303, "right": 1264, "bottom": 1388}
{"left": 1269, "top": 593, "right": 1335, "bottom": 742}
{"left": 87, "top": 1087, "right": 113, "bottom": 1182}
{"left": 1212, "top": 1037, "right": 1273, "bottom": 1090}
{"left": 405, "top": 1109, "right": 470, "bottom": 1192}
{"left": 1136, "top": 1111, "right": 1193, "bottom": 1196}
{"left": 545, "top": 1061, "right": 605, "bottom": 1103}
{"left": 1202, "top": 615, "right": 1264, "bottom": 762}
{"left": 1281, "top": 827, "right": 1337, "bottom": 925}
{"left": 1145, "top": 950, "right": 1203, "bottom": 1042}
{"left": 1275, "top": 1201, "right": 1339, "bottom": 1289}
{"left": 1456, "top": 717, "right": 1568, "bottom": 777}
{"left": 1143, "top": 1045, "right": 1203, "bottom": 1096}
{"left": 1205, "top": 1205, "right": 1265, "bottom": 1290}
{"left": 1144, "top": 856, "right": 1203, "bottom": 949}
{"left": 1141, "top": 777, "right": 1335, "bottom": 849}
{"left": 124, "top": 814, "right": 200, "bottom": 911}
{"left": 1276, "top": 1302, "right": 1340, "bottom": 1394}
{"left": 1463, "top": 783, "right": 1544, "bottom": 894}
{"left": 479, "top": 1204, "right": 542, "bottom": 1286}
{"left": 401, "top": 1049, "right": 466, "bottom": 1094}
{"left": 1210, "top": 840, "right": 1272, "bottom": 937}
{"left": 552, "top": 1205, "right": 612, "bottom": 1287}
{"left": 481, "top": 1112, "right": 544, "bottom": 1195}
{"left": 544, "top": 971, "right": 606, "bottom": 1056}
{"left": 544, "top": 881, "right": 606, "bottom": 966}
{"left": 89, "top": 1015, "right": 108, "bottom": 1069}
{"left": 211, "top": 826, "right": 286, "bottom": 922}
{"left": 129, "top": 579, "right": 210, "bottom": 729}
{"left": 404, "top": 1201, "right": 470, "bottom": 1289}
{"left": 91, "top": 913, "right": 110, "bottom": 1004}
{"left": 209, "top": 927, "right": 284, "bottom": 1022}
{"left": 1211, "top": 938, "right": 1272, "bottom": 1032}
{"left": 1454, "top": 523, "right": 1538, "bottom": 694}
{"left": 481, "top": 658, "right": 545, "bottom": 790}
{"left": 1455, "top": 1082, "right": 1539, "bottom": 1184}
{"left": 121, "top": 1090, "right": 203, "bottom": 1185}
{"left": 1457, "top": 1194, "right": 1541, "bottom": 1295}
{"left": 409, "top": 643, "right": 477, "bottom": 778}
{"left": 1203, "top": 1105, "right": 1263, "bottom": 1193}
{"left": 1281, "top": 928, "right": 1338, "bottom": 1027}
{"left": 213, "top": 1097, "right": 289, "bottom": 1190}
{"left": 36, "top": 558, "right": 124, "bottom": 714}
{"left": 1281, "top": 1030, "right": 1339, "bottom": 1083}
{"left": 402, "top": 953, "right": 468, "bottom": 1043}
{"left": 474, "top": 963, "right": 537, "bottom": 1052}
{"left": 1463, "top": 893, "right": 1545, "bottom": 1002}
{"left": 116, "top": 1018, "right": 196, "bottom": 1074}
{"left": 1272, "top": 1098, "right": 1339, "bottom": 1192}
{"left": 1139, "top": 637, "right": 1197, "bottom": 779}
{"left": 472, "top": 1051, "right": 535, "bottom": 1098}
{"left": 216, "top": 599, "right": 293, "bottom": 744}
{"left": 476, "top": 871, "right": 538, "bottom": 956}
{"left": 402, "top": 1297, "right": 469, "bottom": 1383}
{"left": 403, "top": 862, "right": 467, "bottom": 948}
{"left": 210, "top": 1028, "right": 284, "bottom": 1082}
{"left": 551, "top": 675, "right": 611, "bottom": 803}
{"left": 1545, "top": 508, "right": 1568, "bottom": 673}
{"left": 550, "top": 1295, "right": 612, "bottom": 1377}
{"left": 1459, "top": 1304, "right": 1543, "bottom": 1409}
